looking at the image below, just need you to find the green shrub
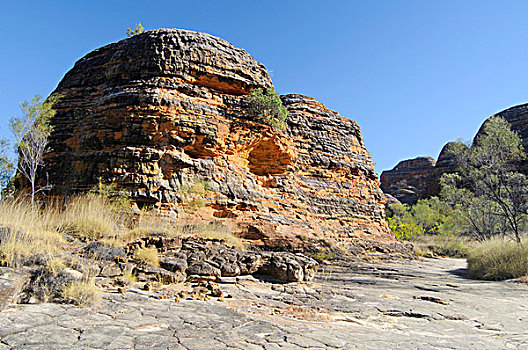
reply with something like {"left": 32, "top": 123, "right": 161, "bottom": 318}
{"left": 386, "top": 197, "right": 460, "bottom": 241}
{"left": 467, "top": 239, "right": 528, "bottom": 280}
{"left": 245, "top": 88, "right": 288, "bottom": 130}
{"left": 310, "top": 251, "right": 337, "bottom": 262}
{"left": 126, "top": 22, "right": 144, "bottom": 37}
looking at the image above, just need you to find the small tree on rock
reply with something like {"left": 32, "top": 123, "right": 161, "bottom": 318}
{"left": 245, "top": 88, "right": 288, "bottom": 130}
{"left": 9, "top": 94, "right": 59, "bottom": 205}
{"left": 126, "top": 22, "right": 145, "bottom": 37}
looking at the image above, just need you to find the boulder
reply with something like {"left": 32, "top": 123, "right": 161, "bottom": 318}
{"left": 31, "top": 28, "right": 394, "bottom": 248}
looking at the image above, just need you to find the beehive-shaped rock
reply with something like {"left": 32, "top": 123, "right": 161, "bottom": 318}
{"left": 40, "top": 29, "right": 394, "bottom": 247}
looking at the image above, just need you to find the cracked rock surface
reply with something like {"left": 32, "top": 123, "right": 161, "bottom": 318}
{"left": 1, "top": 258, "right": 527, "bottom": 349}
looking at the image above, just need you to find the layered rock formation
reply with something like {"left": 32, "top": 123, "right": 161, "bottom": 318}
{"left": 37, "top": 28, "right": 394, "bottom": 247}
{"left": 380, "top": 157, "right": 436, "bottom": 204}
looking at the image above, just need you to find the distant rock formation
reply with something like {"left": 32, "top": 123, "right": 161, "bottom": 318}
{"left": 380, "top": 157, "right": 436, "bottom": 204}
{"left": 382, "top": 103, "right": 528, "bottom": 205}
{"left": 33, "top": 29, "right": 394, "bottom": 247}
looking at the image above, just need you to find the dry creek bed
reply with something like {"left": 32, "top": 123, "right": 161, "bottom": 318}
{"left": 0, "top": 257, "right": 527, "bottom": 349}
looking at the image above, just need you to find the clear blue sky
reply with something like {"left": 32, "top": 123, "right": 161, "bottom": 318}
{"left": 1, "top": 0, "right": 528, "bottom": 174}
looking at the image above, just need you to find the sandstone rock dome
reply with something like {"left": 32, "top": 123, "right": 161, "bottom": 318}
{"left": 39, "top": 28, "right": 394, "bottom": 247}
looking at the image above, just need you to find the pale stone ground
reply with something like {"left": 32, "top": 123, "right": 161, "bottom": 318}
{"left": 1, "top": 258, "right": 527, "bottom": 349}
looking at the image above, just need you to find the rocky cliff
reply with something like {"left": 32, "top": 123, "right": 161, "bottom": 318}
{"left": 37, "top": 28, "right": 394, "bottom": 247}
{"left": 380, "top": 157, "right": 436, "bottom": 204}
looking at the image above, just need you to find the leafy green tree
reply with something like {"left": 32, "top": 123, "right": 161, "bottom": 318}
{"left": 386, "top": 197, "right": 458, "bottom": 241}
{"left": 245, "top": 88, "right": 288, "bottom": 130}
{"left": 9, "top": 94, "right": 59, "bottom": 205}
{"left": 386, "top": 203, "right": 425, "bottom": 241}
{"left": 126, "top": 22, "right": 145, "bottom": 37}
{"left": 441, "top": 116, "right": 528, "bottom": 243}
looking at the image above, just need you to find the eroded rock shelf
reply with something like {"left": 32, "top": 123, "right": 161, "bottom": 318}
{"left": 1, "top": 258, "right": 527, "bottom": 349}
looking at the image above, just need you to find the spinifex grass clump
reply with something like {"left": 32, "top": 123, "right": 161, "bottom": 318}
{"left": 61, "top": 280, "right": 101, "bottom": 306}
{"left": 467, "top": 239, "right": 528, "bottom": 280}
{"left": 134, "top": 247, "right": 160, "bottom": 267}
{"left": 0, "top": 198, "right": 62, "bottom": 267}
{"left": 59, "top": 194, "right": 119, "bottom": 240}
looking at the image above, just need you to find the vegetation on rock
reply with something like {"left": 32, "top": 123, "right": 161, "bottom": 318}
{"left": 134, "top": 247, "right": 160, "bottom": 267}
{"left": 126, "top": 22, "right": 144, "bottom": 37}
{"left": 246, "top": 88, "right": 288, "bottom": 130}
{"left": 61, "top": 280, "right": 101, "bottom": 306}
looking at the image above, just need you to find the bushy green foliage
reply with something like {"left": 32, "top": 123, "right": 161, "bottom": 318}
{"left": 386, "top": 197, "right": 458, "bottom": 241}
{"left": 467, "top": 239, "right": 528, "bottom": 280}
{"left": 441, "top": 116, "right": 528, "bottom": 243}
{"left": 126, "top": 22, "right": 144, "bottom": 37}
{"left": 245, "top": 88, "right": 288, "bottom": 130}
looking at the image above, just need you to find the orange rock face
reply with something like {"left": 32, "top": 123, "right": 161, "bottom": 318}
{"left": 38, "top": 29, "right": 394, "bottom": 248}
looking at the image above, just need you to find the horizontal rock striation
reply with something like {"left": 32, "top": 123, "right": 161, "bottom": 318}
{"left": 380, "top": 157, "right": 436, "bottom": 205}
{"left": 36, "top": 28, "right": 394, "bottom": 247}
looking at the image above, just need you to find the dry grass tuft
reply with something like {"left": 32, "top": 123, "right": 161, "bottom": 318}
{"left": 58, "top": 195, "right": 118, "bottom": 240}
{"left": 413, "top": 234, "right": 470, "bottom": 258}
{"left": 126, "top": 212, "right": 180, "bottom": 241}
{"left": 122, "top": 272, "right": 137, "bottom": 284}
{"left": 127, "top": 215, "right": 244, "bottom": 250}
{"left": 45, "top": 257, "right": 66, "bottom": 275}
{"left": 0, "top": 198, "right": 63, "bottom": 267}
{"left": 61, "top": 280, "right": 101, "bottom": 306}
{"left": 185, "top": 221, "right": 244, "bottom": 250}
{"left": 134, "top": 247, "right": 160, "bottom": 267}
{"left": 467, "top": 239, "right": 528, "bottom": 280}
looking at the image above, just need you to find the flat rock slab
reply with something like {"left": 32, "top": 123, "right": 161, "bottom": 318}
{"left": 1, "top": 258, "right": 528, "bottom": 349}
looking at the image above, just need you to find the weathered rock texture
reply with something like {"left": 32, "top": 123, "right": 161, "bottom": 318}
{"left": 380, "top": 157, "right": 436, "bottom": 204}
{"left": 37, "top": 28, "right": 393, "bottom": 247}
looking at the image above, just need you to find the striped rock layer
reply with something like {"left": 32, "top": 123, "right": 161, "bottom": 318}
{"left": 39, "top": 29, "right": 394, "bottom": 247}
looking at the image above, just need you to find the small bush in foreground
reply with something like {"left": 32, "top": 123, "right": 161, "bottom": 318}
{"left": 62, "top": 281, "right": 100, "bottom": 306}
{"left": 122, "top": 273, "right": 137, "bottom": 284}
{"left": 466, "top": 239, "right": 528, "bottom": 280}
{"left": 0, "top": 198, "right": 62, "bottom": 266}
{"left": 134, "top": 247, "right": 160, "bottom": 267}
{"left": 45, "top": 257, "right": 66, "bottom": 276}
{"left": 59, "top": 194, "right": 118, "bottom": 240}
